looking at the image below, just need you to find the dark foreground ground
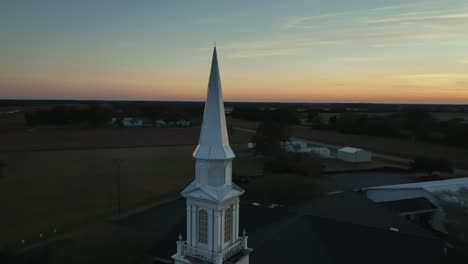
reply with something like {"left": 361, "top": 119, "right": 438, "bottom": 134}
{"left": 5, "top": 192, "right": 467, "bottom": 264}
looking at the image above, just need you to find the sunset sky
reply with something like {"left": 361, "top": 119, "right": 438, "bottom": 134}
{"left": 1, "top": 0, "right": 468, "bottom": 104}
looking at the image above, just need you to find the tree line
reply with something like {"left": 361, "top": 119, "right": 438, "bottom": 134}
{"left": 23, "top": 102, "right": 205, "bottom": 127}
{"left": 309, "top": 108, "right": 468, "bottom": 148}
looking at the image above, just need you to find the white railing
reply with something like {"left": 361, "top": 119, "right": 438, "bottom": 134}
{"left": 222, "top": 239, "right": 244, "bottom": 261}
{"left": 178, "top": 238, "right": 244, "bottom": 263}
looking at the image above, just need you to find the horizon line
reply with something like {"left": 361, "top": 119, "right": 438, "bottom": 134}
{"left": 0, "top": 98, "right": 467, "bottom": 106}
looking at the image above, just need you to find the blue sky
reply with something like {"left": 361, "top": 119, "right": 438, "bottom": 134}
{"left": 1, "top": 0, "right": 468, "bottom": 103}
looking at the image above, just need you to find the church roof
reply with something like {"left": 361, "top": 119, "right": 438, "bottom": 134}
{"left": 193, "top": 47, "right": 235, "bottom": 160}
{"left": 134, "top": 192, "right": 462, "bottom": 264}
{"left": 180, "top": 180, "right": 244, "bottom": 201}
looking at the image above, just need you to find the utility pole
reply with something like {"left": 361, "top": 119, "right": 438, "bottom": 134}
{"left": 113, "top": 158, "right": 124, "bottom": 217}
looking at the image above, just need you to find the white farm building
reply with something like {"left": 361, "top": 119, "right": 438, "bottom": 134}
{"left": 337, "top": 147, "right": 372, "bottom": 162}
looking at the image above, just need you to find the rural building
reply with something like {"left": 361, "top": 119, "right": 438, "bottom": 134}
{"left": 224, "top": 107, "right": 233, "bottom": 115}
{"left": 281, "top": 140, "right": 311, "bottom": 153}
{"left": 175, "top": 120, "right": 191, "bottom": 127}
{"left": 155, "top": 120, "right": 167, "bottom": 127}
{"left": 362, "top": 177, "right": 468, "bottom": 233}
{"left": 337, "top": 147, "right": 372, "bottom": 162}
{"left": 310, "top": 147, "right": 331, "bottom": 158}
{"left": 247, "top": 142, "right": 256, "bottom": 150}
{"left": 111, "top": 117, "right": 144, "bottom": 127}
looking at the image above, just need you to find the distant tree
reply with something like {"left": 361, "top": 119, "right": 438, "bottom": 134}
{"left": 336, "top": 113, "right": 369, "bottom": 134}
{"left": 306, "top": 109, "right": 320, "bottom": 122}
{"left": 88, "top": 104, "right": 113, "bottom": 126}
{"left": 24, "top": 112, "right": 36, "bottom": 127}
{"left": 328, "top": 115, "right": 338, "bottom": 129}
{"left": 227, "top": 119, "right": 234, "bottom": 136}
{"left": 410, "top": 157, "right": 452, "bottom": 178}
{"left": 310, "top": 114, "right": 326, "bottom": 129}
{"left": 394, "top": 108, "right": 434, "bottom": 140}
{"left": 252, "top": 119, "right": 290, "bottom": 156}
{"left": 265, "top": 109, "right": 299, "bottom": 125}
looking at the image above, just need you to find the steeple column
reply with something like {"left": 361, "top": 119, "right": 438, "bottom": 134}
{"left": 191, "top": 205, "right": 197, "bottom": 246}
{"left": 232, "top": 202, "right": 238, "bottom": 242}
{"left": 213, "top": 208, "right": 222, "bottom": 252}
{"left": 186, "top": 203, "right": 192, "bottom": 245}
{"left": 208, "top": 209, "right": 214, "bottom": 251}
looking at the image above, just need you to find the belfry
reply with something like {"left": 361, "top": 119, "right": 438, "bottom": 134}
{"left": 172, "top": 47, "right": 252, "bottom": 264}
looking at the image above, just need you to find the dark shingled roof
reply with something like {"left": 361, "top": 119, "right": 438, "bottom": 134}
{"left": 377, "top": 197, "right": 437, "bottom": 214}
{"left": 293, "top": 191, "right": 436, "bottom": 238}
{"left": 117, "top": 192, "right": 465, "bottom": 264}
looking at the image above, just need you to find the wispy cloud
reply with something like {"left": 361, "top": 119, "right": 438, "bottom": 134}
{"left": 363, "top": 11, "right": 468, "bottom": 24}
{"left": 334, "top": 56, "right": 385, "bottom": 62}
{"left": 283, "top": 13, "right": 344, "bottom": 29}
{"left": 398, "top": 73, "right": 468, "bottom": 89}
{"left": 228, "top": 49, "right": 297, "bottom": 59}
{"left": 224, "top": 37, "right": 340, "bottom": 59}
{"left": 363, "top": 12, "right": 468, "bottom": 24}
{"left": 225, "top": 3, "right": 468, "bottom": 61}
{"left": 279, "top": 4, "right": 468, "bottom": 45}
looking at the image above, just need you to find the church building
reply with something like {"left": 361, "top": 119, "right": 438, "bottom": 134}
{"left": 172, "top": 47, "right": 252, "bottom": 264}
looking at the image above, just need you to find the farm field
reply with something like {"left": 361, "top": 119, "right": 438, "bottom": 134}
{"left": 0, "top": 127, "right": 253, "bottom": 248}
{"left": 0, "top": 145, "right": 193, "bottom": 248}
{"left": 0, "top": 125, "right": 252, "bottom": 152}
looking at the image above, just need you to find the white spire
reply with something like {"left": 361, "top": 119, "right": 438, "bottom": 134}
{"left": 193, "top": 47, "right": 235, "bottom": 160}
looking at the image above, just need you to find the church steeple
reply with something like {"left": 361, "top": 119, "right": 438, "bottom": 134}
{"left": 173, "top": 47, "right": 251, "bottom": 264}
{"left": 193, "top": 47, "right": 235, "bottom": 160}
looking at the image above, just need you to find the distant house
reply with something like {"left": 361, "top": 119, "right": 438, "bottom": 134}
{"left": 123, "top": 118, "right": 143, "bottom": 127}
{"left": 281, "top": 140, "right": 312, "bottom": 153}
{"left": 111, "top": 117, "right": 143, "bottom": 127}
{"left": 224, "top": 107, "right": 233, "bottom": 115}
{"left": 280, "top": 141, "right": 333, "bottom": 157}
{"left": 247, "top": 142, "right": 256, "bottom": 150}
{"left": 337, "top": 147, "right": 372, "bottom": 162}
{"left": 310, "top": 147, "right": 331, "bottom": 158}
{"left": 155, "top": 120, "right": 167, "bottom": 127}
{"left": 175, "top": 120, "right": 191, "bottom": 127}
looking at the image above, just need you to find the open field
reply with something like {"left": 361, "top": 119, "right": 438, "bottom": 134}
{"left": 0, "top": 125, "right": 252, "bottom": 152}
{"left": 0, "top": 126, "right": 254, "bottom": 248}
{"left": 0, "top": 145, "right": 193, "bottom": 248}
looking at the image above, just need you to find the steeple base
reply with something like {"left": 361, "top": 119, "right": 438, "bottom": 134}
{"left": 172, "top": 248, "right": 251, "bottom": 264}
{"left": 172, "top": 235, "right": 252, "bottom": 264}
